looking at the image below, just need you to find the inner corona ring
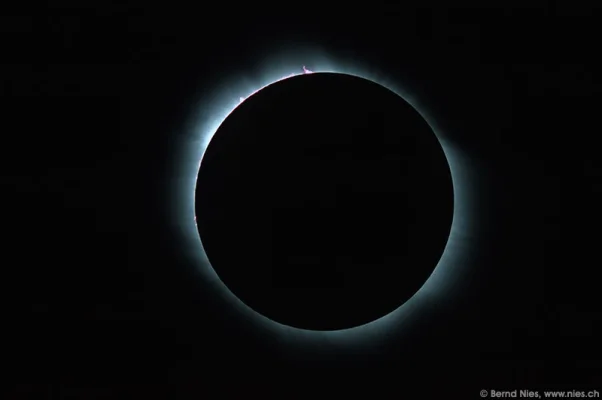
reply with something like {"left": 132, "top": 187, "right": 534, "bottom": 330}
{"left": 192, "top": 66, "right": 456, "bottom": 333}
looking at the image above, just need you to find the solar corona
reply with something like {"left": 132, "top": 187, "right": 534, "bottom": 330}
{"left": 172, "top": 53, "right": 477, "bottom": 348}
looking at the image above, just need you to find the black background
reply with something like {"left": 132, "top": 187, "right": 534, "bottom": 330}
{"left": 2, "top": 4, "right": 601, "bottom": 397}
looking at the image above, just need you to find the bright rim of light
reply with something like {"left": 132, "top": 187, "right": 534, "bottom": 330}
{"left": 172, "top": 50, "right": 477, "bottom": 349}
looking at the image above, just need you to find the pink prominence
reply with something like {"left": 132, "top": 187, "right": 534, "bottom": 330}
{"left": 239, "top": 67, "right": 313, "bottom": 103}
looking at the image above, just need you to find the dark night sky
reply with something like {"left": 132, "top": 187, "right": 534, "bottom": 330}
{"left": 2, "top": 5, "right": 601, "bottom": 398}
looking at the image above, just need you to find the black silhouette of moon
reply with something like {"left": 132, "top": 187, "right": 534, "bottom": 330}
{"left": 195, "top": 73, "right": 453, "bottom": 331}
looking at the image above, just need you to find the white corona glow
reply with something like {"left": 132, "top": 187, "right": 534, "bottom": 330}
{"left": 238, "top": 68, "right": 311, "bottom": 103}
{"left": 171, "top": 49, "right": 479, "bottom": 350}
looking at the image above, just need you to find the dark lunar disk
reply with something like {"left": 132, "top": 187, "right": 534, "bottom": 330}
{"left": 195, "top": 73, "right": 453, "bottom": 331}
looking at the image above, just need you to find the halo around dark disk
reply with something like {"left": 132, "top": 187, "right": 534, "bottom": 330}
{"left": 194, "top": 72, "right": 453, "bottom": 331}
